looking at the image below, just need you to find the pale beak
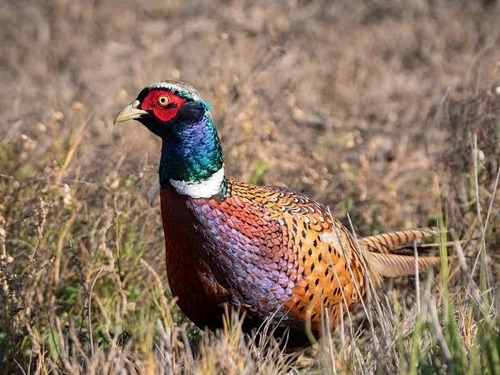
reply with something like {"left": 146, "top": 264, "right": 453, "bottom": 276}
{"left": 113, "top": 100, "right": 148, "bottom": 125}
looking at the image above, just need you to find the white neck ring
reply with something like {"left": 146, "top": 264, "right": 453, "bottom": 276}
{"left": 169, "top": 166, "right": 225, "bottom": 198}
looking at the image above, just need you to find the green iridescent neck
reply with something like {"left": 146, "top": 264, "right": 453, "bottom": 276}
{"left": 159, "top": 114, "right": 228, "bottom": 197}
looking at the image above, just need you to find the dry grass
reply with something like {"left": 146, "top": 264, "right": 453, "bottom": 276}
{"left": 1, "top": 0, "right": 499, "bottom": 373}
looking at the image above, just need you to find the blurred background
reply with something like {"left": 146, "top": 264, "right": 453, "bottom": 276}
{"left": 1, "top": 0, "right": 499, "bottom": 230}
{"left": 0, "top": 0, "right": 499, "bottom": 373}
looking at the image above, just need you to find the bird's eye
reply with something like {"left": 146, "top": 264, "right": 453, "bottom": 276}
{"left": 158, "top": 96, "right": 169, "bottom": 106}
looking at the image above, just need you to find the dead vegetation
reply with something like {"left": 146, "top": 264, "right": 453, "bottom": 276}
{"left": 0, "top": 0, "right": 499, "bottom": 373}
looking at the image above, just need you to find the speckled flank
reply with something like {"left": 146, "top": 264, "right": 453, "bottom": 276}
{"left": 229, "top": 181, "right": 366, "bottom": 331}
{"left": 162, "top": 179, "right": 368, "bottom": 336}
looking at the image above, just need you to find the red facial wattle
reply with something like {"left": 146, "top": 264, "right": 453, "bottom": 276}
{"left": 141, "top": 90, "right": 187, "bottom": 122}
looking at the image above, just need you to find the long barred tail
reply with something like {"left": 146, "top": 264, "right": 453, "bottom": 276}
{"left": 359, "top": 228, "right": 438, "bottom": 253}
{"left": 366, "top": 252, "right": 441, "bottom": 277}
{"left": 360, "top": 228, "right": 441, "bottom": 278}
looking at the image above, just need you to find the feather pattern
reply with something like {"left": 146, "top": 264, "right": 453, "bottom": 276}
{"left": 359, "top": 228, "right": 439, "bottom": 253}
{"left": 160, "top": 179, "right": 437, "bottom": 340}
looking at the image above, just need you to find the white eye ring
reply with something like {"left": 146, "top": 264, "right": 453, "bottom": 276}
{"left": 158, "top": 96, "right": 169, "bottom": 106}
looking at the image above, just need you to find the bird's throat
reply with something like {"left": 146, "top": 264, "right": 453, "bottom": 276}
{"left": 159, "top": 115, "right": 227, "bottom": 198}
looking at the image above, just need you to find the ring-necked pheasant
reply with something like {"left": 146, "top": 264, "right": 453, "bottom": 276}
{"left": 114, "top": 81, "right": 439, "bottom": 345}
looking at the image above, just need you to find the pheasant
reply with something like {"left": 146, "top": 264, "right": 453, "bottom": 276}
{"left": 114, "top": 81, "right": 439, "bottom": 345}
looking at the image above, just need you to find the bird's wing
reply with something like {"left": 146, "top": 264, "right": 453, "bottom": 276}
{"left": 185, "top": 180, "right": 367, "bottom": 328}
{"left": 187, "top": 180, "right": 440, "bottom": 331}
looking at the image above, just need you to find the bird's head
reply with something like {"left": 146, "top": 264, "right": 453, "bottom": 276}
{"left": 114, "top": 81, "right": 212, "bottom": 137}
{"left": 114, "top": 81, "right": 226, "bottom": 197}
